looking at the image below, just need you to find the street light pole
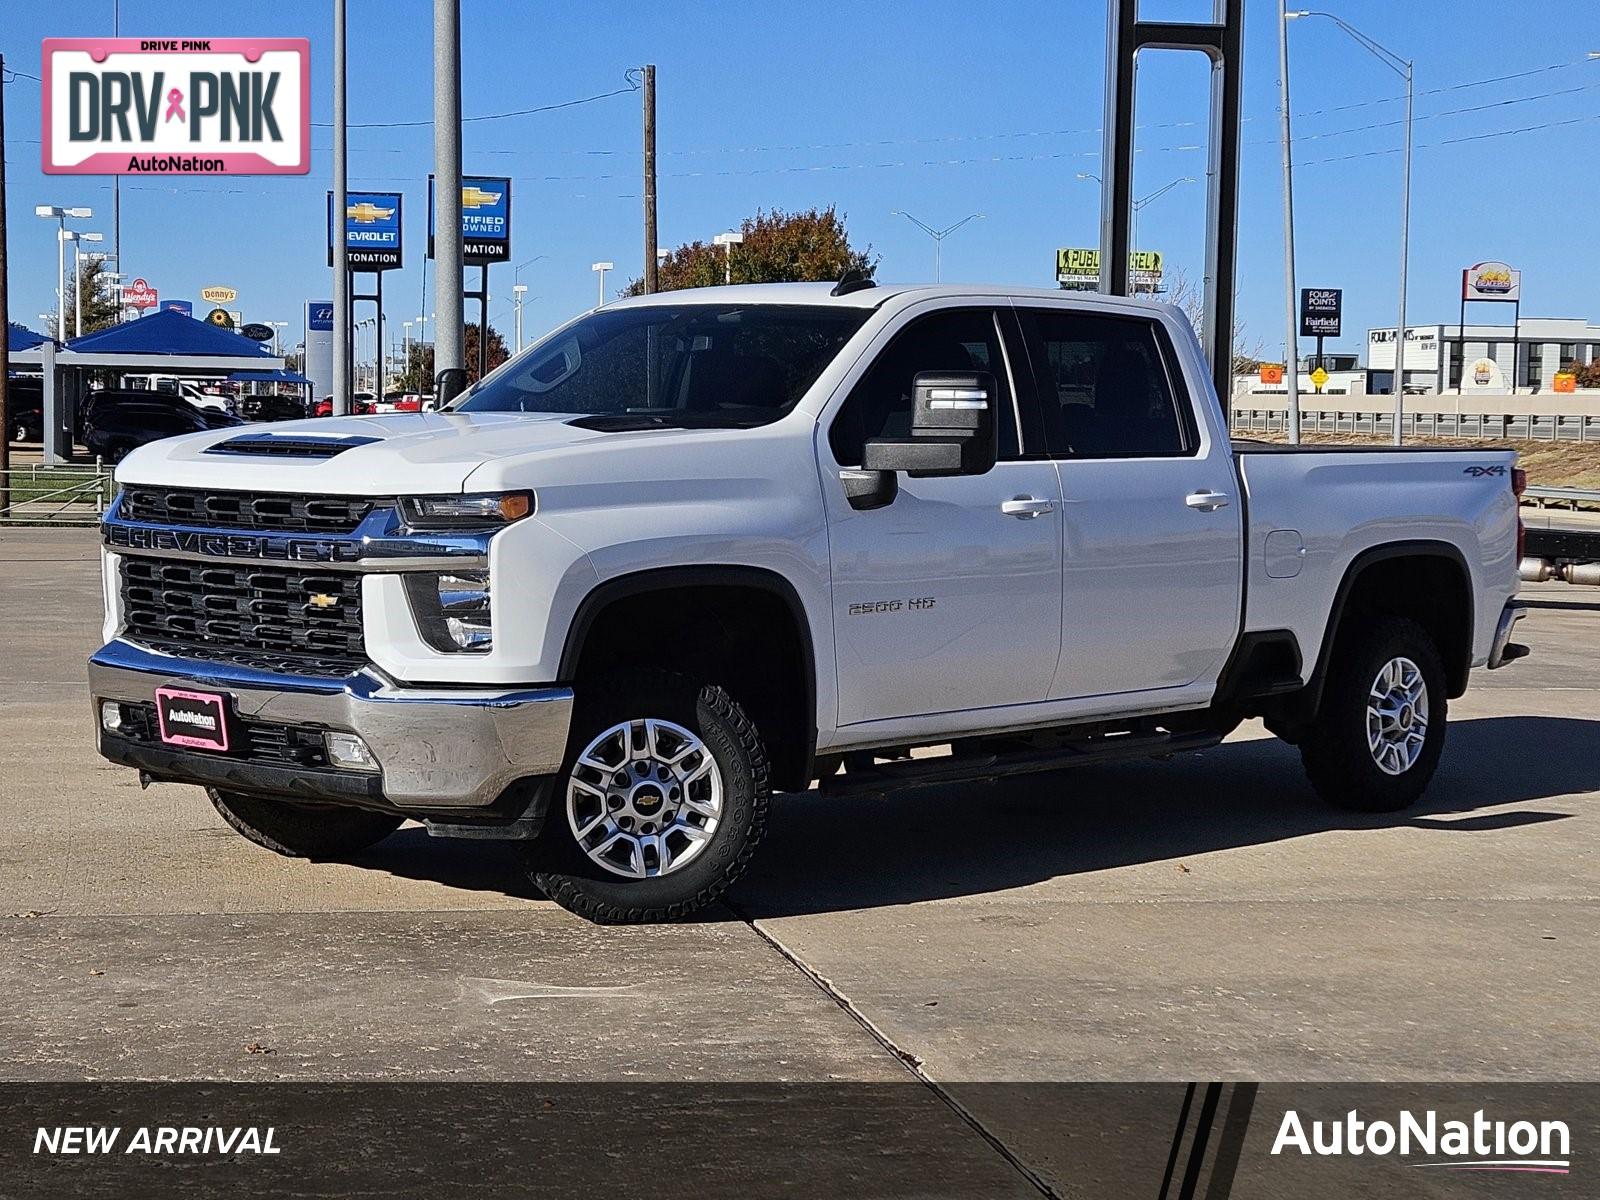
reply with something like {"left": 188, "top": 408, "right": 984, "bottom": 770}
{"left": 35, "top": 206, "right": 92, "bottom": 342}
{"left": 332, "top": 0, "right": 350, "bottom": 414}
{"left": 512, "top": 284, "right": 527, "bottom": 352}
{"left": 62, "top": 231, "right": 103, "bottom": 337}
{"left": 712, "top": 231, "right": 743, "bottom": 285}
{"left": 1277, "top": 0, "right": 1302, "bottom": 444}
{"left": 1289, "top": 9, "right": 1413, "bottom": 444}
{"left": 891, "top": 210, "right": 984, "bottom": 282}
{"left": 591, "top": 261, "right": 614, "bottom": 307}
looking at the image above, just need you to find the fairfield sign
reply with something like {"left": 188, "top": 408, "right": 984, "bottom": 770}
{"left": 42, "top": 38, "right": 309, "bottom": 175}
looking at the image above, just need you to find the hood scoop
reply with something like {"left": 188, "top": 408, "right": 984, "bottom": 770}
{"left": 206, "top": 432, "right": 381, "bottom": 459}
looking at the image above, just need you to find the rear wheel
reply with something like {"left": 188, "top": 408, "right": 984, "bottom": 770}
{"left": 208, "top": 789, "right": 403, "bottom": 858}
{"left": 1300, "top": 616, "right": 1447, "bottom": 812}
{"left": 528, "top": 671, "right": 770, "bottom": 924}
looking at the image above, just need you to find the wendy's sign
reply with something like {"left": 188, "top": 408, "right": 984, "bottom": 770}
{"left": 42, "top": 38, "right": 310, "bottom": 175}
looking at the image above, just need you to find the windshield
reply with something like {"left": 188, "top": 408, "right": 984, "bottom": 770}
{"left": 451, "top": 303, "right": 869, "bottom": 428}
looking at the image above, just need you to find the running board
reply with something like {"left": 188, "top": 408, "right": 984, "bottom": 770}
{"left": 819, "top": 730, "right": 1224, "bottom": 799}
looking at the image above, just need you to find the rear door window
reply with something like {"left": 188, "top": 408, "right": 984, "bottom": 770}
{"left": 1018, "top": 310, "right": 1194, "bottom": 459}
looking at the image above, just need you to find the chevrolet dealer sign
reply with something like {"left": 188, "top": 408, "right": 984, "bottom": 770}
{"left": 42, "top": 38, "right": 310, "bottom": 175}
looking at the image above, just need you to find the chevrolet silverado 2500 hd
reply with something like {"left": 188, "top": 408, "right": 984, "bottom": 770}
{"left": 89, "top": 281, "right": 1529, "bottom": 922}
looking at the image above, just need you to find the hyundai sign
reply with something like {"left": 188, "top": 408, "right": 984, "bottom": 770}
{"left": 328, "top": 191, "right": 403, "bottom": 270}
{"left": 428, "top": 175, "right": 512, "bottom": 263}
{"left": 42, "top": 38, "right": 310, "bottom": 175}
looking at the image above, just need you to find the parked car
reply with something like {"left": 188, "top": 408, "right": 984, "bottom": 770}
{"left": 312, "top": 395, "right": 377, "bottom": 417}
{"left": 84, "top": 398, "right": 242, "bottom": 462}
{"left": 7, "top": 376, "right": 43, "bottom": 443}
{"left": 121, "top": 374, "right": 238, "bottom": 417}
{"left": 90, "top": 281, "right": 1529, "bottom": 924}
{"left": 82, "top": 389, "right": 241, "bottom": 433}
{"left": 239, "top": 393, "right": 307, "bottom": 422}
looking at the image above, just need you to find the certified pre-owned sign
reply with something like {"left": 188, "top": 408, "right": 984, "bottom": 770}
{"left": 42, "top": 38, "right": 310, "bottom": 175}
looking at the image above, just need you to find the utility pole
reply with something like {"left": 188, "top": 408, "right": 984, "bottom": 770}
{"left": 642, "top": 65, "right": 658, "bottom": 294}
{"left": 1277, "top": 0, "right": 1302, "bottom": 444}
{"left": 433, "top": 0, "right": 465, "bottom": 376}
{"left": 112, "top": 0, "right": 120, "bottom": 297}
{"left": 332, "top": 0, "right": 351, "bottom": 415}
{"left": 0, "top": 52, "right": 11, "bottom": 517}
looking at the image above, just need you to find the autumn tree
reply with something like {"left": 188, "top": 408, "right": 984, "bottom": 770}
{"left": 623, "top": 206, "right": 876, "bottom": 297}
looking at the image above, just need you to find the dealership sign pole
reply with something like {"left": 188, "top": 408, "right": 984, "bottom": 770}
{"left": 329, "top": 191, "right": 403, "bottom": 402}
{"left": 1456, "top": 261, "right": 1522, "bottom": 396}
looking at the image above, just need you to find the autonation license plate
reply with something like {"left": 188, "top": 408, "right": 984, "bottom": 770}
{"left": 154, "top": 686, "right": 232, "bottom": 752}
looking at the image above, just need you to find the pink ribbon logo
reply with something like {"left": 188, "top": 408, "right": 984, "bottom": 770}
{"left": 164, "top": 88, "right": 185, "bottom": 123}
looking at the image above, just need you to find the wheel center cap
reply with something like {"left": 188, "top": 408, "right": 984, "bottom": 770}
{"left": 631, "top": 784, "right": 665, "bottom": 815}
{"left": 1397, "top": 704, "right": 1413, "bottom": 730}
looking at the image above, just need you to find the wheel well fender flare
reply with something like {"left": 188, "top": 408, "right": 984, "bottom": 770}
{"left": 1304, "top": 539, "right": 1473, "bottom": 712}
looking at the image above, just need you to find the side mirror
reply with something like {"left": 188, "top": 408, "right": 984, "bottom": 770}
{"left": 860, "top": 371, "right": 998, "bottom": 479}
{"left": 434, "top": 367, "right": 470, "bottom": 407}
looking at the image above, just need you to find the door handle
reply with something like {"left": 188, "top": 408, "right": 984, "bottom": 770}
{"left": 1185, "top": 490, "right": 1231, "bottom": 512}
{"left": 1001, "top": 495, "right": 1055, "bottom": 519}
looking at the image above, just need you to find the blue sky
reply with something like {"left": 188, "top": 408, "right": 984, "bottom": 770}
{"left": 4, "top": 0, "right": 1598, "bottom": 365}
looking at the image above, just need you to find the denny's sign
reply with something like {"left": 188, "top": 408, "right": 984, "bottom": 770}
{"left": 42, "top": 38, "right": 309, "bottom": 175}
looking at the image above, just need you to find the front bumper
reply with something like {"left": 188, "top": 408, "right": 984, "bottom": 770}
{"left": 89, "top": 640, "right": 573, "bottom": 810}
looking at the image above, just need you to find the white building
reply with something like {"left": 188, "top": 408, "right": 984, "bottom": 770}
{"left": 1367, "top": 318, "right": 1600, "bottom": 395}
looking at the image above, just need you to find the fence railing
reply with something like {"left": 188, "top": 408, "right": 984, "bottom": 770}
{"left": 0, "top": 462, "right": 114, "bottom": 526}
{"left": 1231, "top": 407, "right": 1600, "bottom": 443}
{"left": 1523, "top": 485, "right": 1600, "bottom": 511}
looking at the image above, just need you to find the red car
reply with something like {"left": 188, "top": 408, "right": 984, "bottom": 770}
{"left": 313, "top": 396, "right": 376, "bottom": 418}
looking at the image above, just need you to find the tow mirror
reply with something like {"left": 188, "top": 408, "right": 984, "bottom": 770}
{"left": 859, "top": 370, "right": 999, "bottom": 482}
{"left": 434, "top": 367, "right": 470, "bottom": 408}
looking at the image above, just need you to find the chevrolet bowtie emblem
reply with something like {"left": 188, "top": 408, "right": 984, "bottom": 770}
{"left": 346, "top": 202, "right": 395, "bottom": 223}
{"left": 461, "top": 185, "right": 502, "bottom": 209}
{"left": 307, "top": 593, "right": 340, "bottom": 609}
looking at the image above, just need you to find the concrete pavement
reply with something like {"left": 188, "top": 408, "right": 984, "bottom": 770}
{"left": 1, "top": 527, "right": 1595, "bottom": 1137}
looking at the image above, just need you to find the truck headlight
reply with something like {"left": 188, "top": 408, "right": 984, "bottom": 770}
{"left": 405, "top": 570, "right": 493, "bottom": 652}
{"left": 399, "top": 492, "right": 533, "bottom": 530}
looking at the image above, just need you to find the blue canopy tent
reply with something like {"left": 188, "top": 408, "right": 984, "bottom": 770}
{"left": 8, "top": 323, "right": 55, "bottom": 354}
{"left": 65, "top": 309, "right": 278, "bottom": 362}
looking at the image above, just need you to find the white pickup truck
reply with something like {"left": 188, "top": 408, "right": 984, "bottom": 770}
{"left": 90, "top": 281, "right": 1530, "bottom": 922}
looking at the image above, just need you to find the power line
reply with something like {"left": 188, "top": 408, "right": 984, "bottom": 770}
{"left": 309, "top": 71, "right": 639, "bottom": 129}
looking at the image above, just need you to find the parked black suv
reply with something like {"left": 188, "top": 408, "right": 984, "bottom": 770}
{"left": 83, "top": 397, "right": 243, "bottom": 462}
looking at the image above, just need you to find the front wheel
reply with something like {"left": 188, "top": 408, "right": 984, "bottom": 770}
{"left": 208, "top": 789, "right": 403, "bottom": 858}
{"left": 528, "top": 671, "right": 770, "bottom": 924}
{"left": 1300, "top": 616, "right": 1447, "bottom": 812}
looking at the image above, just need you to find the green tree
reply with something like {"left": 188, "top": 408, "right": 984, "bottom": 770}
{"left": 48, "top": 255, "right": 122, "bottom": 338}
{"left": 623, "top": 206, "right": 876, "bottom": 297}
{"left": 396, "top": 323, "right": 508, "bottom": 391}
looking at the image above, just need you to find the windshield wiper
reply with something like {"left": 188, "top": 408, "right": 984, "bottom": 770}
{"left": 567, "top": 412, "right": 765, "bottom": 432}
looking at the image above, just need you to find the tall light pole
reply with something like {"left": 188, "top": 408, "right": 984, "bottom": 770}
{"left": 332, "top": 0, "right": 351, "bottom": 414}
{"left": 34, "top": 205, "right": 92, "bottom": 341}
{"left": 1289, "top": 10, "right": 1413, "bottom": 445}
{"left": 59, "top": 230, "right": 103, "bottom": 337}
{"left": 591, "top": 261, "right": 614, "bottom": 307}
{"left": 269, "top": 320, "right": 288, "bottom": 355}
{"left": 512, "top": 284, "right": 528, "bottom": 352}
{"left": 712, "top": 231, "right": 743, "bottom": 285}
{"left": 891, "top": 210, "right": 984, "bottom": 282}
{"left": 1272, "top": 1, "right": 1303, "bottom": 443}
{"left": 433, "top": 0, "right": 465, "bottom": 379}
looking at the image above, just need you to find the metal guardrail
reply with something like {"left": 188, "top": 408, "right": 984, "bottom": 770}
{"left": 1522, "top": 485, "right": 1600, "bottom": 511}
{"left": 1231, "top": 407, "right": 1600, "bottom": 442}
{"left": 0, "top": 462, "right": 114, "bottom": 526}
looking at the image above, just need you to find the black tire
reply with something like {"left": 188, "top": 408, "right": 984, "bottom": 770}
{"left": 528, "top": 670, "right": 770, "bottom": 924}
{"left": 208, "top": 789, "right": 403, "bottom": 858}
{"left": 1300, "top": 616, "right": 1447, "bottom": 812}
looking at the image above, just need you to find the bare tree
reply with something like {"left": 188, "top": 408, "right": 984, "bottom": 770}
{"left": 1160, "top": 266, "right": 1265, "bottom": 376}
